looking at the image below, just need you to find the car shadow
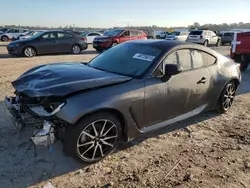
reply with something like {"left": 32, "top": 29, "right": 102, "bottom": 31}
{"left": 0, "top": 70, "right": 249, "bottom": 187}
{"left": 0, "top": 50, "right": 99, "bottom": 59}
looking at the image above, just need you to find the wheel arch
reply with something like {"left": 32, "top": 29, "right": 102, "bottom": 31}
{"left": 214, "top": 77, "right": 240, "bottom": 107}
{"left": 73, "top": 107, "right": 128, "bottom": 141}
{"left": 23, "top": 45, "right": 37, "bottom": 55}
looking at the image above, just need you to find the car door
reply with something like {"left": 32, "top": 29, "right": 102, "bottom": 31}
{"left": 188, "top": 49, "right": 213, "bottom": 110}
{"left": 11, "top": 29, "right": 20, "bottom": 39}
{"left": 143, "top": 50, "right": 193, "bottom": 128}
{"left": 119, "top": 30, "right": 131, "bottom": 43}
{"left": 35, "top": 32, "right": 59, "bottom": 54}
{"left": 56, "top": 32, "right": 74, "bottom": 52}
{"left": 87, "top": 32, "right": 101, "bottom": 43}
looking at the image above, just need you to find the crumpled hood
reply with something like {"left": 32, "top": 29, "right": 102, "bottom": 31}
{"left": 12, "top": 62, "right": 132, "bottom": 97}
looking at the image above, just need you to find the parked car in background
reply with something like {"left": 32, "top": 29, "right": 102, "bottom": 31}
{"left": 230, "top": 31, "right": 250, "bottom": 71}
{"left": 142, "top": 29, "right": 156, "bottom": 39}
{"left": 0, "top": 27, "right": 11, "bottom": 34}
{"left": 165, "top": 30, "right": 189, "bottom": 41}
{"left": 221, "top": 32, "right": 234, "bottom": 45}
{"left": 92, "top": 29, "right": 147, "bottom": 52}
{"left": 186, "top": 30, "right": 221, "bottom": 47}
{"left": 7, "top": 30, "right": 88, "bottom": 57}
{"left": 81, "top": 31, "right": 103, "bottom": 44}
{"left": 0, "top": 28, "right": 30, "bottom": 41}
{"left": 156, "top": 31, "right": 168, "bottom": 39}
{"left": 18, "top": 30, "right": 48, "bottom": 40}
{"left": 5, "top": 40, "right": 241, "bottom": 163}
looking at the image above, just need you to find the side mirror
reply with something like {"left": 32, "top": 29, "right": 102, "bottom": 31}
{"left": 161, "top": 64, "right": 182, "bottom": 82}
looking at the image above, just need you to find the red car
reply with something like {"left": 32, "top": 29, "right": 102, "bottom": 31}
{"left": 92, "top": 29, "right": 147, "bottom": 52}
{"left": 230, "top": 31, "right": 250, "bottom": 71}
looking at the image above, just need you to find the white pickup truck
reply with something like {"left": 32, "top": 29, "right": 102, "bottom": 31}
{"left": 0, "top": 28, "right": 30, "bottom": 41}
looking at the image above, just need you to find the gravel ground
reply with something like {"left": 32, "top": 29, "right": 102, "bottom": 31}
{"left": 0, "top": 45, "right": 249, "bottom": 188}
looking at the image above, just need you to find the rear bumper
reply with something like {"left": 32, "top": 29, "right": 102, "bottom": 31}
{"left": 186, "top": 39, "right": 204, "bottom": 44}
{"left": 79, "top": 43, "right": 88, "bottom": 50}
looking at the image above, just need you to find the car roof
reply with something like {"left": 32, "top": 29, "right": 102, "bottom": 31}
{"left": 127, "top": 39, "right": 217, "bottom": 54}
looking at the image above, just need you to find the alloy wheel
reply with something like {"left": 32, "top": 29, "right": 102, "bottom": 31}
{"left": 24, "top": 47, "right": 35, "bottom": 57}
{"left": 72, "top": 45, "right": 81, "bottom": 54}
{"left": 223, "top": 84, "right": 236, "bottom": 110}
{"left": 76, "top": 119, "right": 118, "bottom": 162}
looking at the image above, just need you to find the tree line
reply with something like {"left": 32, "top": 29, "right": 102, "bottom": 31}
{"left": 2, "top": 22, "right": 250, "bottom": 32}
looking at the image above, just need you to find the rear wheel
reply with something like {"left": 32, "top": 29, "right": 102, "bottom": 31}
{"left": 72, "top": 44, "right": 81, "bottom": 54}
{"left": 63, "top": 112, "right": 122, "bottom": 163}
{"left": 240, "top": 55, "right": 250, "bottom": 72}
{"left": 1, "top": 35, "right": 9, "bottom": 42}
{"left": 216, "top": 81, "right": 237, "bottom": 113}
{"left": 203, "top": 40, "right": 208, "bottom": 47}
{"left": 216, "top": 40, "right": 221, "bottom": 47}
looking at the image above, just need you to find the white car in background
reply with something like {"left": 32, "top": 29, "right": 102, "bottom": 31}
{"left": 0, "top": 28, "right": 29, "bottom": 41}
{"left": 18, "top": 30, "right": 47, "bottom": 40}
{"left": 81, "top": 31, "right": 103, "bottom": 43}
{"left": 165, "top": 30, "right": 189, "bottom": 41}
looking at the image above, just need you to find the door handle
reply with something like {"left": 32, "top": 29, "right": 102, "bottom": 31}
{"left": 197, "top": 77, "right": 207, "bottom": 84}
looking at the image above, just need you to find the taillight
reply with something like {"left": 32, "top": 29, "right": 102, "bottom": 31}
{"left": 81, "top": 37, "right": 86, "bottom": 42}
{"left": 200, "top": 35, "right": 203, "bottom": 39}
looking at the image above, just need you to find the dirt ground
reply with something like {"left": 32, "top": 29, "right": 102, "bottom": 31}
{"left": 0, "top": 44, "right": 249, "bottom": 188}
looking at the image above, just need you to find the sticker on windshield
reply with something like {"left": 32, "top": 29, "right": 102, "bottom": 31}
{"left": 133, "top": 53, "right": 156, "bottom": 62}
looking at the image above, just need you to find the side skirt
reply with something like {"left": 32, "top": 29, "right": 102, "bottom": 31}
{"left": 141, "top": 104, "right": 208, "bottom": 133}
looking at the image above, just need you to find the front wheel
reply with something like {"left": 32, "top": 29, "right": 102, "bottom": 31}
{"left": 216, "top": 81, "right": 237, "bottom": 114}
{"left": 23, "top": 47, "right": 36, "bottom": 57}
{"left": 1, "top": 35, "right": 9, "bottom": 42}
{"left": 96, "top": 49, "right": 103, "bottom": 53}
{"left": 63, "top": 112, "right": 122, "bottom": 163}
{"left": 111, "top": 42, "right": 118, "bottom": 47}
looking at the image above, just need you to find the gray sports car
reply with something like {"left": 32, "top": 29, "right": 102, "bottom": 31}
{"left": 5, "top": 40, "right": 241, "bottom": 163}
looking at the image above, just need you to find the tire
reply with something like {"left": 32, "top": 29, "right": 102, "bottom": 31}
{"left": 63, "top": 112, "right": 122, "bottom": 163}
{"left": 96, "top": 49, "right": 103, "bottom": 53}
{"left": 203, "top": 40, "right": 208, "bottom": 47}
{"left": 239, "top": 55, "right": 250, "bottom": 72}
{"left": 72, "top": 44, "right": 81, "bottom": 54}
{"left": 1, "top": 35, "right": 9, "bottom": 42}
{"left": 216, "top": 81, "right": 237, "bottom": 114}
{"left": 111, "top": 42, "right": 118, "bottom": 48}
{"left": 216, "top": 40, "right": 221, "bottom": 47}
{"left": 221, "top": 42, "right": 224, "bottom": 46}
{"left": 23, "top": 46, "right": 36, "bottom": 57}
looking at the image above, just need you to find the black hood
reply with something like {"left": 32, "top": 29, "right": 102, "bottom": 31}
{"left": 12, "top": 62, "right": 132, "bottom": 97}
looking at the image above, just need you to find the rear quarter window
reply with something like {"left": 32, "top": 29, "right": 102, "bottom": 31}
{"left": 202, "top": 52, "right": 217, "bottom": 66}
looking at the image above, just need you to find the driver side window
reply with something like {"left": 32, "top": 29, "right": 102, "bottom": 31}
{"left": 152, "top": 52, "right": 178, "bottom": 77}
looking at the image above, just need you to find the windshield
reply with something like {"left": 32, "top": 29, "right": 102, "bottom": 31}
{"left": 27, "top": 31, "right": 45, "bottom": 39}
{"left": 105, "top": 30, "right": 124, "bottom": 37}
{"left": 168, "top": 31, "right": 181, "bottom": 36}
{"left": 89, "top": 43, "right": 162, "bottom": 77}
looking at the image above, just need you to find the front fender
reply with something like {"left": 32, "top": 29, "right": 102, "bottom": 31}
{"left": 55, "top": 80, "right": 145, "bottom": 128}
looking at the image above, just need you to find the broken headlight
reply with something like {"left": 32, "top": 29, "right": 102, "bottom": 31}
{"left": 29, "top": 101, "right": 66, "bottom": 117}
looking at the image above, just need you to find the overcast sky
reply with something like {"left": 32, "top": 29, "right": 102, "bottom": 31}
{"left": 1, "top": 0, "right": 250, "bottom": 28}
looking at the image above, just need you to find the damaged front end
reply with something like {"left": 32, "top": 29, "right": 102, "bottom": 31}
{"left": 4, "top": 92, "right": 68, "bottom": 148}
